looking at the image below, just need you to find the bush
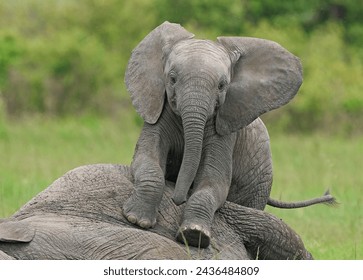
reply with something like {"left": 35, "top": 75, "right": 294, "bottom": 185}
{"left": 0, "top": 0, "right": 154, "bottom": 117}
{"left": 0, "top": 0, "right": 362, "bottom": 134}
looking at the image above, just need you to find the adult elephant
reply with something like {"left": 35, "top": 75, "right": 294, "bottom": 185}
{"left": 123, "top": 21, "right": 334, "bottom": 247}
{"left": 0, "top": 164, "right": 312, "bottom": 260}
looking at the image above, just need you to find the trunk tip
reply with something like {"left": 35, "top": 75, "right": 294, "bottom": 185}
{"left": 172, "top": 193, "right": 187, "bottom": 206}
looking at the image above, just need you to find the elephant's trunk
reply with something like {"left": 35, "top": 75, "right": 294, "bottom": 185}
{"left": 172, "top": 94, "right": 209, "bottom": 205}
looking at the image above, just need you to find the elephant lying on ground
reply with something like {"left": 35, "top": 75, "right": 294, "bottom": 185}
{"left": 0, "top": 164, "right": 312, "bottom": 260}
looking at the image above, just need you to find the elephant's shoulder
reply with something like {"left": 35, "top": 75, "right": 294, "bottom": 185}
{"left": 236, "top": 117, "right": 269, "bottom": 140}
{"left": 246, "top": 117, "right": 267, "bottom": 132}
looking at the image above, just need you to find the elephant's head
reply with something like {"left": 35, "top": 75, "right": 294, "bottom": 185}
{"left": 125, "top": 22, "right": 302, "bottom": 205}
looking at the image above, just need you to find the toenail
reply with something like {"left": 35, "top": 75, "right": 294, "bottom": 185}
{"left": 139, "top": 220, "right": 151, "bottom": 228}
{"left": 127, "top": 214, "right": 137, "bottom": 224}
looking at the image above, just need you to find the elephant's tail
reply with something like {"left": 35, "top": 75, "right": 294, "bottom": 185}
{"left": 267, "top": 190, "right": 338, "bottom": 209}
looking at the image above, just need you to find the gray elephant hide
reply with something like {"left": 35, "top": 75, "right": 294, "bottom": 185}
{"left": 0, "top": 164, "right": 311, "bottom": 260}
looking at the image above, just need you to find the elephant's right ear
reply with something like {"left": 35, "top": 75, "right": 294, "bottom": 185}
{"left": 125, "top": 22, "right": 194, "bottom": 124}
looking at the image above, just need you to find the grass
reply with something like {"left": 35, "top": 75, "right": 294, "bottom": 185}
{"left": 267, "top": 131, "right": 363, "bottom": 260}
{"left": 0, "top": 115, "right": 361, "bottom": 259}
{"left": 0, "top": 113, "right": 141, "bottom": 217}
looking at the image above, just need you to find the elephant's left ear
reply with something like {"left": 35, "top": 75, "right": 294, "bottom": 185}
{"left": 0, "top": 220, "right": 35, "bottom": 243}
{"left": 216, "top": 37, "right": 303, "bottom": 135}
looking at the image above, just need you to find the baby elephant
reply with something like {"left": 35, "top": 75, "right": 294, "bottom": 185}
{"left": 123, "top": 22, "right": 331, "bottom": 248}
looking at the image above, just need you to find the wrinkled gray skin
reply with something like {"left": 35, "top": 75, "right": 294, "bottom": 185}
{"left": 123, "top": 22, "right": 331, "bottom": 247}
{"left": 0, "top": 164, "right": 312, "bottom": 260}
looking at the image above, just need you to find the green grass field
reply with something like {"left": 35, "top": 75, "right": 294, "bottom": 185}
{"left": 0, "top": 116, "right": 362, "bottom": 259}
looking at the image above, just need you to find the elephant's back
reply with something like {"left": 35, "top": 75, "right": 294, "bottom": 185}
{"left": 229, "top": 118, "right": 273, "bottom": 208}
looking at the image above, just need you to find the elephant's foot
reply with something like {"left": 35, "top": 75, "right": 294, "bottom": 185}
{"left": 176, "top": 222, "right": 211, "bottom": 248}
{"left": 122, "top": 194, "right": 157, "bottom": 229}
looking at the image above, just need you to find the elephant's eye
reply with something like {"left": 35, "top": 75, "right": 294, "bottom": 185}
{"left": 169, "top": 72, "right": 177, "bottom": 85}
{"left": 218, "top": 79, "right": 227, "bottom": 91}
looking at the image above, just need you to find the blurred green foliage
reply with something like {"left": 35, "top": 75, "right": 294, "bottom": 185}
{"left": 0, "top": 0, "right": 362, "bottom": 134}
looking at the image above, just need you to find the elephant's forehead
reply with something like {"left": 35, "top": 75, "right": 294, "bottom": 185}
{"left": 169, "top": 39, "right": 230, "bottom": 67}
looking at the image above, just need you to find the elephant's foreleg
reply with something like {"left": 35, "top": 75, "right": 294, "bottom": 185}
{"left": 176, "top": 128, "right": 235, "bottom": 248}
{"left": 177, "top": 182, "right": 231, "bottom": 248}
{"left": 219, "top": 202, "right": 313, "bottom": 260}
{"left": 123, "top": 124, "right": 168, "bottom": 229}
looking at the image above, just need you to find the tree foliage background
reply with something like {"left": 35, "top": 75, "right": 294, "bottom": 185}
{"left": 1, "top": 0, "right": 362, "bottom": 134}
